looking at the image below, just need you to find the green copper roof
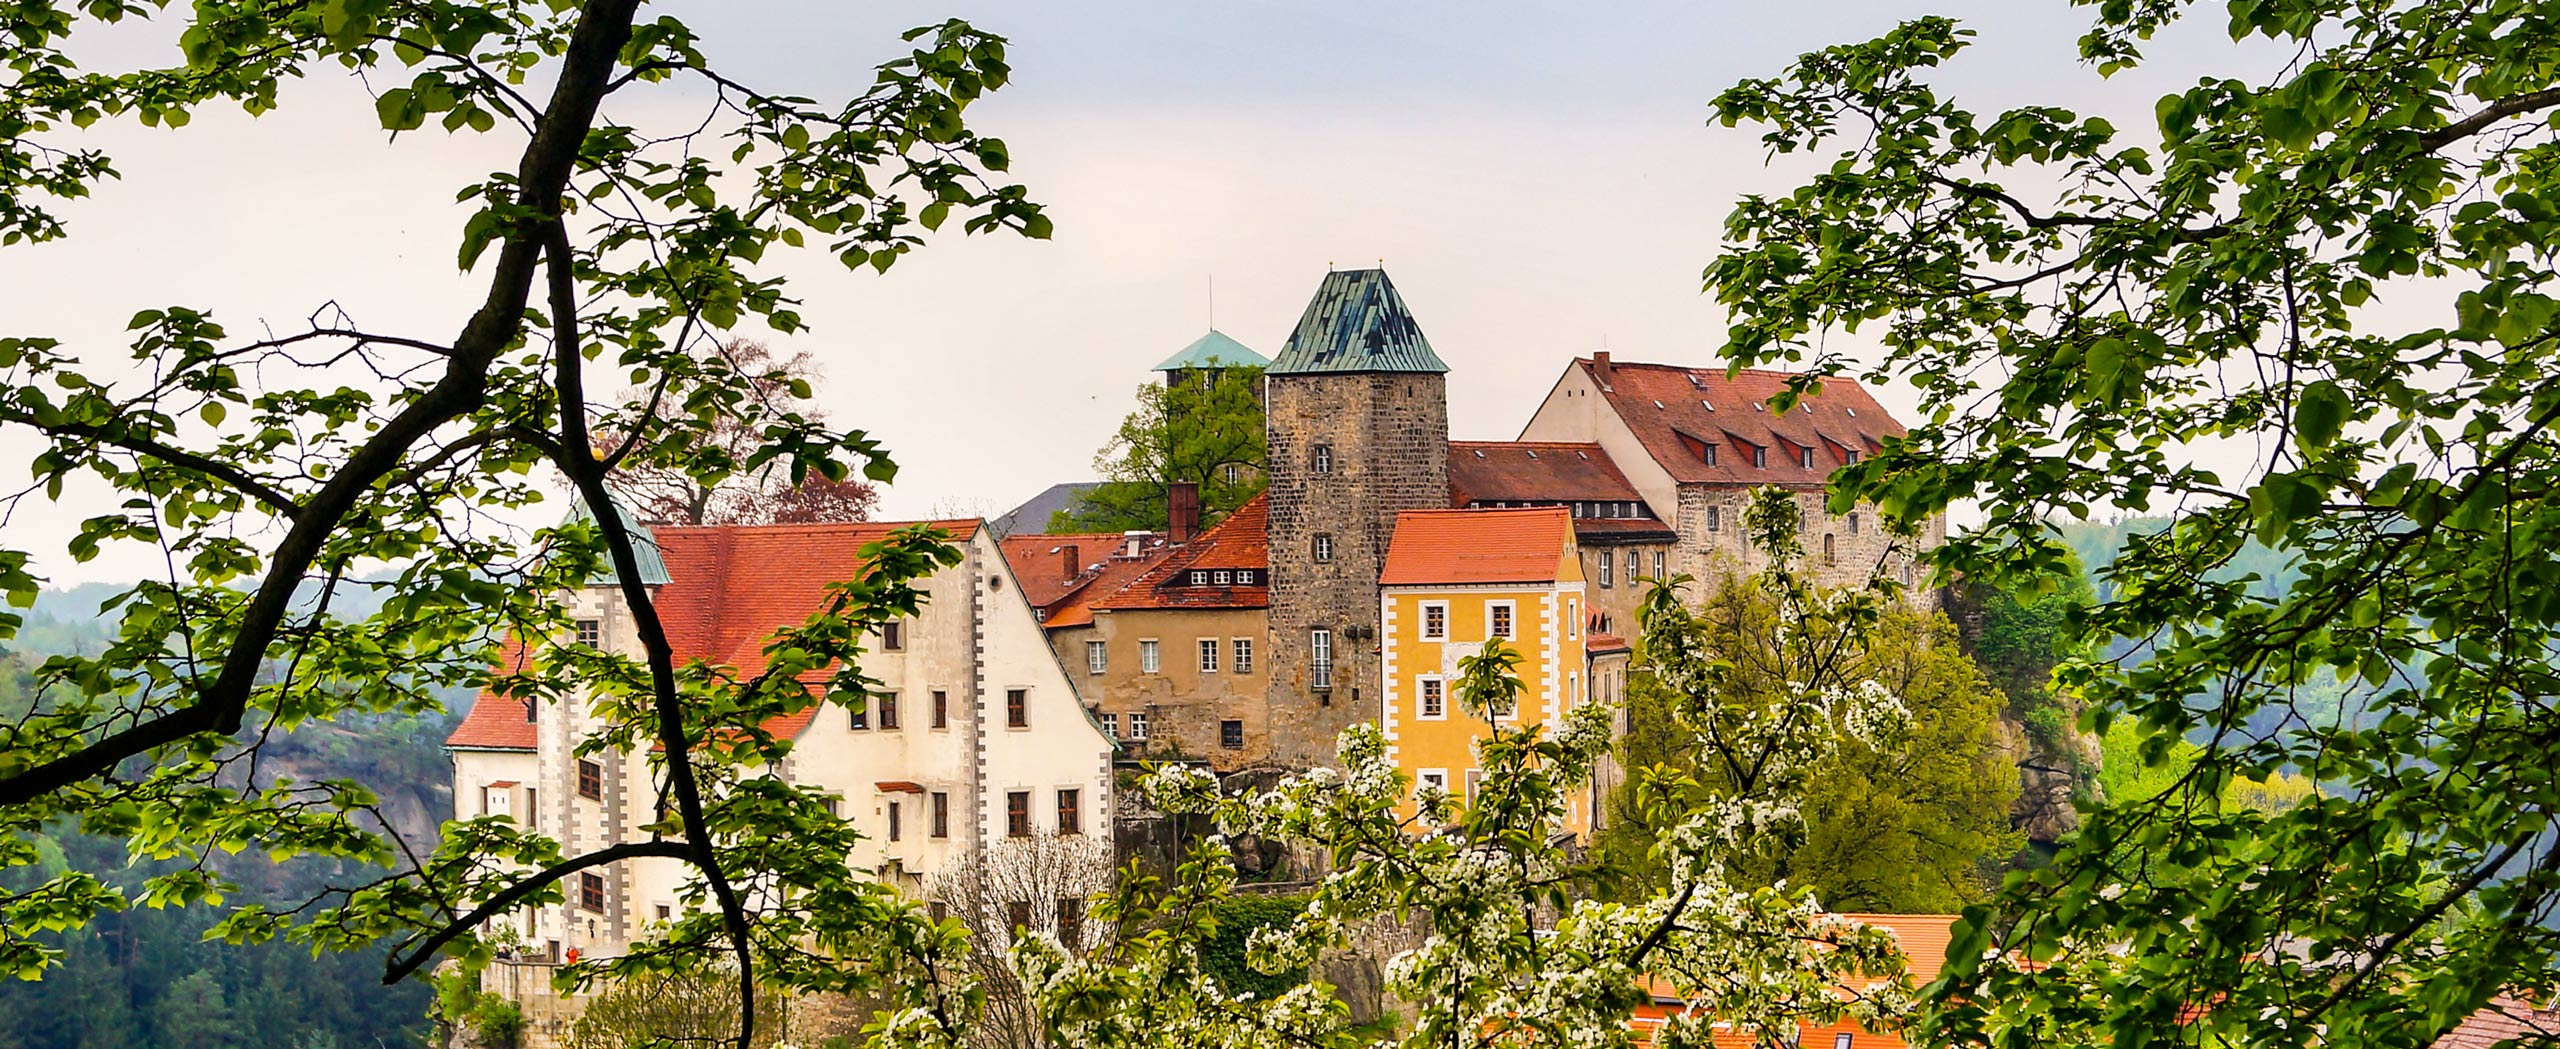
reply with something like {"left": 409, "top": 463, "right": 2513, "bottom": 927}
{"left": 564, "top": 492, "right": 672, "bottom": 587}
{"left": 1267, "top": 268, "right": 1449, "bottom": 376}
{"left": 1153, "top": 329, "right": 1268, "bottom": 372}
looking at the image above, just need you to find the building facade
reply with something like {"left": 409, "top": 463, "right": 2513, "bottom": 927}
{"left": 1378, "top": 507, "right": 1602, "bottom": 837}
{"left": 446, "top": 513, "right": 1116, "bottom": 965}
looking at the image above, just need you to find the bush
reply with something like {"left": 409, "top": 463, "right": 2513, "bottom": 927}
{"left": 1199, "top": 893, "right": 1311, "bottom": 1000}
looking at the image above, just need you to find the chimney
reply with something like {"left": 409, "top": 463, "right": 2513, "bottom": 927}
{"left": 1592, "top": 350, "right": 1613, "bottom": 383}
{"left": 1060, "top": 544, "right": 1080, "bottom": 582}
{"left": 1168, "top": 481, "right": 1202, "bottom": 544}
{"left": 1123, "top": 530, "right": 1148, "bottom": 559}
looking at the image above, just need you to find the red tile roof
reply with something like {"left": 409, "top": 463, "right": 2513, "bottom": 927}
{"left": 1586, "top": 631, "right": 1631, "bottom": 655}
{"left": 2437, "top": 999, "right": 2560, "bottom": 1049}
{"left": 1380, "top": 506, "right": 1575, "bottom": 587}
{"left": 998, "top": 531, "right": 1176, "bottom": 628}
{"left": 448, "top": 519, "right": 981, "bottom": 751}
{"left": 448, "top": 637, "right": 539, "bottom": 751}
{"left": 1096, "top": 493, "right": 1271, "bottom": 611}
{"left": 1448, "top": 441, "right": 1645, "bottom": 505}
{"left": 1632, "top": 913, "right": 1959, "bottom": 1049}
{"left": 1578, "top": 359, "right": 1905, "bottom": 488}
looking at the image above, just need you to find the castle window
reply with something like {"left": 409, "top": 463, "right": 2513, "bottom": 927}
{"left": 574, "top": 618, "right": 601, "bottom": 647}
{"left": 1310, "top": 628, "right": 1334, "bottom": 690}
{"left": 1598, "top": 551, "right": 1615, "bottom": 589}
{"left": 1847, "top": 512, "right": 1861, "bottom": 535}
{"left": 1221, "top": 720, "right": 1244, "bottom": 749}
{"left": 1128, "top": 712, "right": 1150, "bottom": 740}
{"left": 1057, "top": 789, "right": 1082, "bottom": 835}
{"left": 1799, "top": 447, "right": 1816, "bottom": 469}
{"left": 1007, "top": 688, "right": 1028, "bottom": 728}
{"left": 525, "top": 699, "right": 538, "bottom": 724}
{"left": 1087, "top": 641, "right": 1108, "bottom": 674}
{"left": 1313, "top": 534, "right": 1334, "bottom": 563}
{"left": 880, "top": 692, "right": 900, "bottom": 730}
{"left": 1753, "top": 446, "right": 1768, "bottom": 469}
{"left": 1007, "top": 901, "right": 1032, "bottom": 935}
{"left": 1190, "top": 570, "right": 1208, "bottom": 585}
{"left": 1824, "top": 534, "right": 1837, "bottom": 564}
{"left": 1224, "top": 463, "right": 1243, "bottom": 485}
{"left": 577, "top": 759, "right": 602, "bottom": 800}
{"left": 882, "top": 620, "right": 905, "bottom": 652}
{"left": 1419, "top": 676, "right": 1446, "bottom": 720}
{"left": 932, "top": 791, "right": 950, "bottom": 837}
{"left": 1421, "top": 601, "right": 1448, "bottom": 641}
{"left": 1707, "top": 506, "right": 1721, "bottom": 532}
{"left": 579, "top": 872, "right": 606, "bottom": 912}
{"left": 1198, "top": 638, "right": 1220, "bottom": 674}
{"left": 1140, "top": 640, "right": 1160, "bottom": 673}
{"left": 848, "top": 697, "right": 868, "bottom": 730}
{"left": 1568, "top": 599, "right": 1579, "bottom": 639}
{"left": 1311, "top": 444, "right": 1334, "bottom": 475}
{"left": 1213, "top": 570, "right": 1231, "bottom": 585}
{"left": 1100, "top": 712, "right": 1119, "bottom": 738}
{"left": 1058, "top": 896, "right": 1084, "bottom": 949}
{"left": 888, "top": 800, "right": 902, "bottom": 841}
{"left": 1654, "top": 552, "right": 1667, "bottom": 580}
{"left": 1488, "top": 602, "right": 1516, "bottom": 641}
{"left": 1007, "top": 792, "right": 1031, "bottom": 837}
{"left": 1233, "top": 638, "right": 1254, "bottom": 674}
{"left": 933, "top": 690, "right": 949, "bottom": 728}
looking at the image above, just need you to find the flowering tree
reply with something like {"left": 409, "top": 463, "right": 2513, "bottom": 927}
{"left": 1018, "top": 488, "right": 1924, "bottom": 1049}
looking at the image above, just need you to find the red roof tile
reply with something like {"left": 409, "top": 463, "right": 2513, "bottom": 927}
{"left": 1579, "top": 359, "right": 1905, "bottom": 488}
{"left": 999, "top": 531, "right": 1178, "bottom": 628}
{"left": 1448, "top": 441, "right": 1644, "bottom": 506}
{"left": 448, "top": 519, "right": 980, "bottom": 750}
{"left": 1380, "top": 507, "right": 1575, "bottom": 587}
{"left": 1586, "top": 632, "right": 1631, "bottom": 655}
{"left": 1097, "top": 494, "right": 1271, "bottom": 611}
{"left": 2437, "top": 999, "right": 2560, "bottom": 1049}
{"left": 449, "top": 637, "right": 539, "bottom": 751}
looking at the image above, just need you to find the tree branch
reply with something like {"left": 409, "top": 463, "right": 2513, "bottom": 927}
{"left": 381, "top": 839, "right": 692, "bottom": 984}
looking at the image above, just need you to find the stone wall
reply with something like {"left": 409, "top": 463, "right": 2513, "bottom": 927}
{"left": 1263, "top": 372, "right": 1449, "bottom": 767}
{"left": 1672, "top": 485, "right": 1942, "bottom": 601}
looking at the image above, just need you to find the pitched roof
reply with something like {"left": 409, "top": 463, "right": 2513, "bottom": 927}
{"left": 1574, "top": 359, "right": 1906, "bottom": 488}
{"left": 989, "top": 482, "right": 1103, "bottom": 537}
{"left": 2436, "top": 999, "right": 2560, "bottom": 1049}
{"left": 1267, "top": 269, "right": 1449, "bottom": 375}
{"left": 998, "top": 531, "right": 1176, "bottom": 628}
{"left": 1153, "top": 329, "right": 1268, "bottom": 371}
{"left": 1381, "top": 507, "right": 1575, "bottom": 587}
{"left": 447, "top": 519, "right": 981, "bottom": 751}
{"left": 565, "top": 493, "right": 672, "bottom": 586}
{"left": 1096, "top": 493, "right": 1271, "bottom": 611}
{"left": 1448, "top": 441, "right": 1644, "bottom": 506}
{"left": 448, "top": 637, "right": 539, "bottom": 750}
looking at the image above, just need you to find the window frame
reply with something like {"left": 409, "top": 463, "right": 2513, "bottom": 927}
{"left": 1486, "top": 600, "right": 1517, "bottom": 641}
{"left": 579, "top": 872, "right": 606, "bottom": 913}
{"left": 1006, "top": 688, "right": 1029, "bottom": 729}
{"left": 576, "top": 759, "right": 602, "bottom": 800}
{"left": 1309, "top": 628, "right": 1334, "bottom": 690}
{"left": 1220, "top": 719, "right": 1244, "bottom": 749}
{"left": 932, "top": 690, "right": 949, "bottom": 729}
{"left": 1086, "top": 640, "right": 1107, "bottom": 675}
{"left": 574, "top": 618, "right": 601, "bottom": 647}
{"left": 1232, "top": 637, "right": 1254, "bottom": 675}
{"left": 1100, "top": 712, "right": 1119, "bottom": 738}
{"left": 1056, "top": 788, "right": 1082, "bottom": 835}
{"left": 1312, "top": 533, "right": 1334, "bottom": 563}
{"left": 1128, "top": 711, "right": 1151, "bottom": 740}
{"left": 931, "top": 791, "right": 950, "bottom": 838}
{"left": 888, "top": 799, "right": 902, "bottom": 842}
{"left": 881, "top": 619, "right": 905, "bottom": 652}
{"left": 1311, "top": 443, "right": 1333, "bottom": 474}
{"left": 1418, "top": 674, "right": 1447, "bottom": 720}
{"left": 1006, "top": 791, "right": 1031, "bottom": 838}
{"left": 1598, "top": 550, "right": 1615, "bottom": 588}
{"left": 1139, "top": 639, "right": 1160, "bottom": 674}
{"left": 1419, "top": 600, "right": 1449, "bottom": 641}
{"left": 879, "top": 691, "right": 899, "bottom": 730}
{"left": 1197, "top": 638, "right": 1219, "bottom": 674}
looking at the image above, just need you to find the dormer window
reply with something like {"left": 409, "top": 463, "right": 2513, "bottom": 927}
{"left": 1189, "top": 570, "right": 1208, "bottom": 586}
{"left": 1752, "top": 445, "right": 1768, "bottom": 469}
{"left": 1799, "top": 447, "right": 1816, "bottom": 469}
{"left": 1213, "top": 570, "right": 1231, "bottom": 585}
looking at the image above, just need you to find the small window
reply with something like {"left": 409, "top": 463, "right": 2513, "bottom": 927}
{"left": 1221, "top": 720, "right": 1244, "bottom": 749}
{"left": 1824, "top": 533, "right": 1837, "bottom": 564}
{"left": 882, "top": 619, "right": 905, "bottom": 651}
{"left": 1311, "top": 444, "right": 1333, "bottom": 474}
{"left": 1753, "top": 446, "right": 1768, "bottom": 469}
{"left": 823, "top": 796, "right": 840, "bottom": 818}
{"left": 1310, "top": 628, "right": 1334, "bottom": 690}
{"left": 483, "top": 784, "right": 512, "bottom": 818}
{"left": 1232, "top": 638, "right": 1254, "bottom": 674}
{"left": 1007, "top": 791, "right": 1031, "bottom": 837}
{"left": 932, "top": 690, "right": 949, "bottom": 729}
{"left": 848, "top": 696, "right": 868, "bottom": 730}
{"left": 1313, "top": 534, "right": 1333, "bottom": 563}
{"left": 1007, "top": 900, "right": 1032, "bottom": 935}
{"left": 1198, "top": 638, "right": 1220, "bottom": 673}
{"left": 1007, "top": 688, "right": 1029, "bottom": 728}
{"left": 1488, "top": 602, "right": 1515, "bottom": 641}
{"left": 1464, "top": 769, "right": 1483, "bottom": 803}
{"left": 888, "top": 800, "right": 902, "bottom": 842}
{"left": 1706, "top": 505, "right": 1721, "bottom": 533}
{"left": 1189, "top": 570, "right": 1208, "bottom": 586}
{"left": 1128, "top": 712, "right": 1151, "bottom": 740}
{"left": 580, "top": 872, "right": 606, "bottom": 912}
{"left": 1800, "top": 447, "right": 1816, "bottom": 469}
{"left": 525, "top": 699, "right": 537, "bottom": 724}
{"left": 1212, "top": 569, "right": 1231, "bottom": 585}
{"left": 1598, "top": 550, "right": 1615, "bottom": 589}
{"left": 655, "top": 904, "right": 671, "bottom": 922}
{"left": 1086, "top": 640, "right": 1107, "bottom": 675}
{"left": 1419, "top": 769, "right": 1447, "bottom": 793}
{"left": 1847, "top": 512, "right": 1861, "bottom": 535}
{"left": 931, "top": 791, "right": 950, "bottom": 838}
{"left": 1702, "top": 443, "right": 1718, "bottom": 466}
{"left": 1420, "top": 676, "right": 1445, "bottom": 720}
{"left": 1654, "top": 552, "right": 1667, "bottom": 581}
{"left": 1140, "top": 639, "right": 1160, "bottom": 673}
{"left": 1835, "top": 1036, "right": 1855, "bottom": 1049}
{"left": 1223, "top": 463, "right": 1243, "bottom": 485}
{"left": 880, "top": 692, "right": 900, "bottom": 730}
{"left": 1100, "top": 712, "right": 1120, "bottom": 738}
{"left": 1057, "top": 788, "right": 1082, "bottom": 834}
{"left": 1421, "top": 602, "right": 1448, "bottom": 640}
{"left": 1567, "top": 599, "right": 1579, "bottom": 640}
{"left": 574, "top": 619, "right": 601, "bottom": 647}
{"left": 577, "top": 759, "right": 602, "bottom": 800}
{"left": 1057, "top": 896, "right": 1085, "bottom": 949}
{"left": 930, "top": 901, "right": 949, "bottom": 924}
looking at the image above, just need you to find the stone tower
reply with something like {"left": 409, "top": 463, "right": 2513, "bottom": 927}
{"left": 1261, "top": 269, "right": 1450, "bottom": 767}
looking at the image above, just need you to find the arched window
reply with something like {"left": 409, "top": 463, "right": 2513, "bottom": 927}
{"left": 1823, "top": 533, "right": 1837, "bottom": 564}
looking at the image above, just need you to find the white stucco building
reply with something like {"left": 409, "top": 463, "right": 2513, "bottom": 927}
{"left": 445, "top": 511, "right": 1116, "bottom": 964}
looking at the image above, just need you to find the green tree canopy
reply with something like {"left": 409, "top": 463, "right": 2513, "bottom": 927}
{"left": 1711, "top": 3, "right": 2560, "bottom": 1044}
{"left": 1054, "top": 364, "right": 1265, "bottom": 533}
{"left": 0, "top": 4, "right": 1044, "bottom": 1046}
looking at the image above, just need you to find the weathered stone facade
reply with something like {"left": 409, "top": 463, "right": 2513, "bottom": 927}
{"left": 1263, "top": 371, "right": 1450, "bottom": 766}
{"left": 1672, "top": 485, "right": 1941, "bottom": 594}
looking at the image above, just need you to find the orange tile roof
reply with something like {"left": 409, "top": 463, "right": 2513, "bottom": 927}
{"left": 1380, "top": 506, "right": 1575, "bottom": 587}
{"left": 1631, "top": 913, "right": 1959, "bottom": 1049}
{"left": 999, "top": 531, "right": 1178, "bottom": 628}
{"left": 1587, "top": 631, "right": 1631, "bottom": 655}
{"left": 1096, "top": 493, "right": 1270, "bottom": 611}
{"left": 1577, "top": 359, "right": 1906, "bottom": 489}
{"left": 448, "top": 519, "right": 980, "bottom": 751}
{"left": 2437, "top": 998, "right": 2560, "bottom": 1049}
{"left": 1448, "top": 441, "right": 1644, "bottom": 505}
{"left": 448, "top": 637, "right": 539, "bottom": 750}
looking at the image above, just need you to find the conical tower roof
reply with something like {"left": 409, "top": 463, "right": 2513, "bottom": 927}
{"left": 1153, "top": 329, "right": 1268, "bottom": 372}
{"left": 1266, "top": 268, "right": 1449, "bottom": 375}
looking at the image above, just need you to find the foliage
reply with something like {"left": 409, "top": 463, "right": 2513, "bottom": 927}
{"left": 562, "top": 965, "right": 789, "bottom": 1049}
{"left": 0, "top": 4, "right": 1048, "bottom": 1048}
{"left": 2098, "top": 719, "right": 2317, "bottom": 819}
{"left": 600, "top": 340, "right": 881, "bottom": 526}
{"left": 1595, "top": 570, "right": 2019, "bottom": 913}
{"left": 1192, "top": 893, "right": 1310, "bottom": 1003}
{"left": 1019, "top": 488, "right": 1923, "bottom": 1049}
{"left": 1710, "top": 5, "right": 2560, "bottom": 1045}
{"left": 1054, "top": 364, "right": 1266, "bottom": 533}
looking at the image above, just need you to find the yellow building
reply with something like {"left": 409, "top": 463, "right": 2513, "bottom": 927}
{"left": 1378, "top": 506, "right": 1597, "bottom": 836}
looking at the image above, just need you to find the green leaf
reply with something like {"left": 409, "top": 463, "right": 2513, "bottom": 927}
{"left": 2295, "top": 379, "right": 2347, "bottom": 453}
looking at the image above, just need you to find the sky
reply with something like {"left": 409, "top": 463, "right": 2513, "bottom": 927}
{"left": 0, "top": 1, "right": 2253, "bottom": 584}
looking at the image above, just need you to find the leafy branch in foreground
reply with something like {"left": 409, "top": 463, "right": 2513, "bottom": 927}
{"left": 1710, "top": 4, "right": 2560, "bottom": 1045}
{"left": 0, "top": 3, "right": 1047, "bottom": 1047}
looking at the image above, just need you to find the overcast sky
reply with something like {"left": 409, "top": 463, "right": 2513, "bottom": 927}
{"left": 0, "top": 2, "right": 2253, "bottom": 584}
